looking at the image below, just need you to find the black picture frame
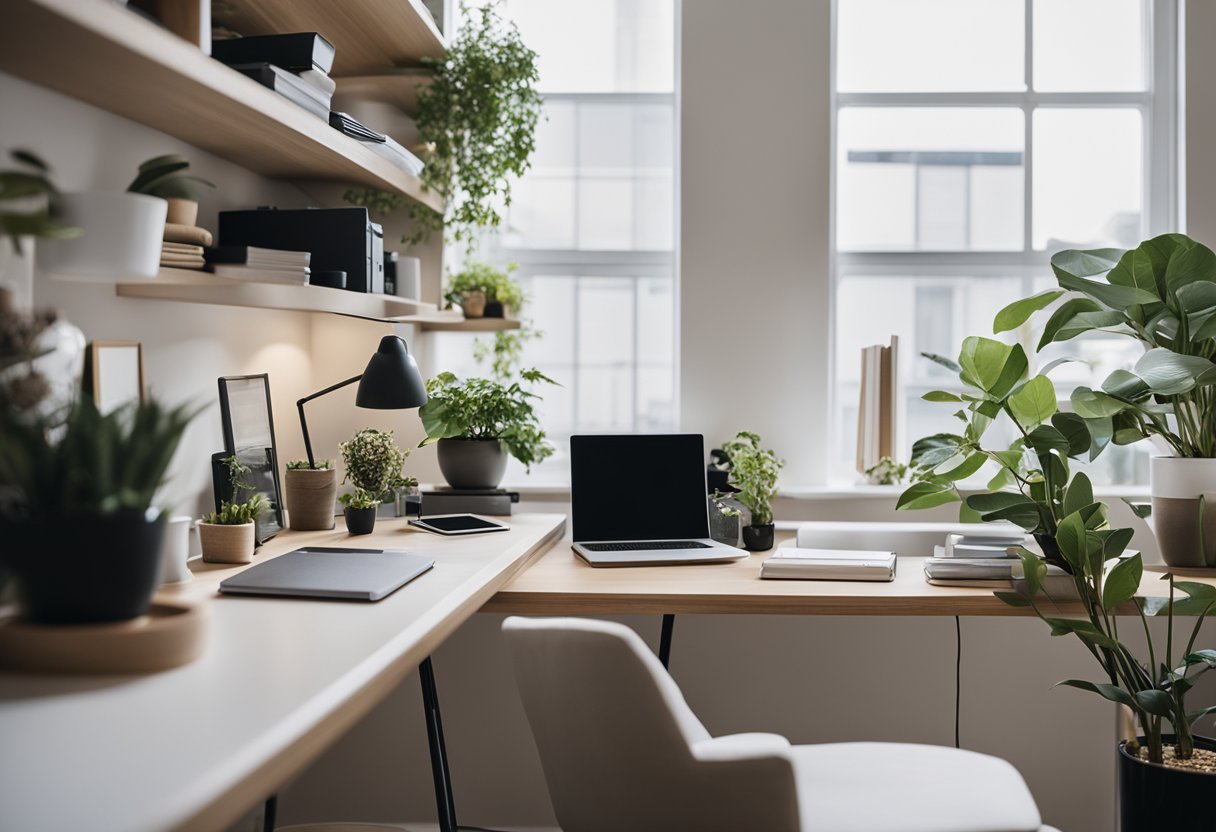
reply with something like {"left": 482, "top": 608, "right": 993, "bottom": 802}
{"left": 217, "top": 374, "right": 284, "bottom": 544}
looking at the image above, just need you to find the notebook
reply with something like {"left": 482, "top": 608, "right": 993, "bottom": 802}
{"left": 219, "top": 547, "right": 433, "bottom": 601}
{"left": 761, "top": 547, "right": 897, "bottom": 582}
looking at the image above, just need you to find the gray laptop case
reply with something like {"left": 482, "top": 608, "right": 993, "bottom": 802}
{"left": 219, "top": 547, "right": 434, "bottom": 601}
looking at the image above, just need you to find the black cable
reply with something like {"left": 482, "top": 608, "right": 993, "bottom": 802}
{"left": 954, "top": 615, "right": 962, "bottom": 749}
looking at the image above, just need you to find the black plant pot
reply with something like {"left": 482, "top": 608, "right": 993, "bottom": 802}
{"left": 483, "top": 300, "right": 505, "bottom": 318}
{"left": 1119, "top": 735, "right": 1216, "bottom": 831}
{"left": 742, "top": 523, "right": 775, "bottom": 551}
{"left": 344, "top": 506, "right": 377, "bottom": 535}
{"left": 437, "top": 437, "right": 509, "bottom": 489}
{"left": 1, "top": 510, "right": 166, "bottom": 624}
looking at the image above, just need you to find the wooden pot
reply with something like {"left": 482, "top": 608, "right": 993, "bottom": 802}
{"left": 165, "top": 197, "right": 199, "bottom": 226}
{"left": 284, "top": 468, "right": 337, "bottom": 531}
{"left": 460, "top": 290, "right": 486, "bottom": 318}
{"left": 199, "top": 522, "right": 255, "bottom": 564}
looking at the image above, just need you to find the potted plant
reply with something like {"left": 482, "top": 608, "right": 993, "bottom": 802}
{"left": 339, "top": 427, "right": 416, "bottom": 535}
{"left": 0, "top": 393, "right": 199, "bottom": 624}
{"left": 997, "top": 234, "right": 1216, "bottom": 567}
{"left": 712, "top": 431, "right": 783, "bottom": 551}
{"left": 283, "top": 458, "right": 337, "bottom": 531}
{"left": 126, "top": 153, "right": 215, "bottom": 226}
{"left": 0, "top": 150, "right": 80, "bottom": 305}
{"left": 419, "top": 369, "right": 556, "bottom": 489}
{"left": 445, "top": 262, "right": 525, "bottom": 319}
{"left": 199, "top": 455, "right": 268, "bottom": 564}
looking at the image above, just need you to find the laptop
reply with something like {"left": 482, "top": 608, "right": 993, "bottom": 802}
{"left": 219, "top": 547, "right": 434, "bottom": 601}
{"left": 570, "top": 434, "right": 749, "bottom": 566}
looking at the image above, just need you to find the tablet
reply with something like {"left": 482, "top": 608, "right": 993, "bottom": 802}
{"left": 410, "top": 514, "right": 511, "bottom": 535}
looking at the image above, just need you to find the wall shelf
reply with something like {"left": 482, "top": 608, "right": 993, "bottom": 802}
{"left": 116, "top": 269, "right": 439, "bottom": 322}
{"left": 0, "top": 0, "right": 444, "bottom": 213}
{"left": 401, "top": 315, "right": 524, "bottom": 332}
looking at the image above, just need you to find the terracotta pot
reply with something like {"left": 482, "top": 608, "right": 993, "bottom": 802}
{"left": 164, "top": 197, "right": 198, "bottom": 226}
{"left": 1150, "top": 457, "right": 1216, "bottom": 568}
{"left": 437, "top": 437, "right": 508, "bottom": 489}
{"left": 199, "top": 522, "right": 255, "bottom": 564}
{"left": 284, "top": 467, "right": 337, "bottom": 531}
{"left": 460, "top": 290, "right": 486, "bottom": 318}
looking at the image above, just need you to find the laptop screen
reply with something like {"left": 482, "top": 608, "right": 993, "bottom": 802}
{"left": 570, "top": 434, "right": 710, "bottom": 541}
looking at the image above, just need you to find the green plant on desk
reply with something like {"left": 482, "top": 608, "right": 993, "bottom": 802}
{"left": 340, "top": 427, "right": 416, "bottom": 502}
{"left": 204, "top": 455, "right": 268, "bottom": 525}
{"left": 286, "top": 458, "right": 333, "bottom": 471}
{"left": 714, "top": 431, "right": 783, "bottom": 527}
{"left": 339, "top": 487, "right": 379, "bottom": 511}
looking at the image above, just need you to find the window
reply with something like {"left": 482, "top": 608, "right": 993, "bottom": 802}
{"left": 832, "top": 0, "right": 1177, "bottom": 485}
{"left": 432, "top": 0, "right": 677, "bottom": 484}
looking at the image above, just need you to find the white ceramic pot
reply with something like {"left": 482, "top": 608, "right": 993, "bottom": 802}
{"left": 1149, "top": 456, "right": 1216, "bottom": 568}
{"left": 37, "top": 191, "right": 167, "bottom": 280}
{"left": 395, "top": 255, "right": 422, "bottom": 299}
{"left": 159, "top": 516, "right": 195, "bottom": 584}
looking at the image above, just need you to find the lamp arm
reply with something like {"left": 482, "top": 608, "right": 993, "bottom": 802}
{"left": 297, "top": 374, "right": 362, "bottom": 469}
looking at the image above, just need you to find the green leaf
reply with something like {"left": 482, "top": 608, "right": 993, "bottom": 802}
{"left": 910, "top": 434, "right": 967, "bottom": 469}
{"left": 1025, "top": 425, "right": 1071, "bottom": 455}
{"left": 1015, "top": 547, "right": 1047, "bottom": 596}
{"left": 1134, "top": 689, "right": 1176, "bottom": 718}
{"left": 1099, "top": 526, "right": 1135, "bottom": 559}
{"left": 1101, "top": 369, "right": 1151, "bottom": 401}
{"left": 1122, "top": 498, "right": 1153, "bottom": 520}
{"left": 1107, "top": 245, "right": 1165, "bottom": 296}
{"left": 921, "top": 352, "right": 962, "bottom": 373}
{"left": 1050, "top": 412, "right": 1091, "bottom": 457}
{"left": 1054, "top": 262, "right": 1161, "bottom": 310}
{"left": 995, "top": 590, "right": 1032, "bottom": 607}
{"left": 932, "top": 452, "right": 986, "bottom": 483}
{"left": 1174, "top": 581, "right": 1216, "bottom": 600}
{"left": 1055, "top": 511, "right": 1087, "bottom": 569}
{"left": 1133, "top": 348, "right": 1216, "bottom": 396}
{"left": 1044, "top": 617, "right": 1119, "bottom": 649}
{"left": 1008, "top": 375, "right": 1057, "bottom": 429}
{"left": 1186, "top": 705, "right": 1216, "bottom": 725}
{"left": 1037, "top": 297, "right": 1106, "bottom": 349}
{"left": 1051, "top": 247, "right": 1124, "bottom": 280}
{"left": 1180, "top": 649, "right": 1216, "bottom": 668}
{"left": 958, "top": 337, "right": 1027, "bottom": 399}
{"left": 1071, "top": 387, "right": 1129, "bottom": 418}
{"left": 994, "top": 290, "right": 1064, "bottom": 333}
{"left": 922, "top": 390, "right": 962, "bottom": 403}
{"left": 1163, "top": 238, "right": 1216, "bottom": 291}
{"left": 1058, "top": 679, "right": 1136, "bottom": 708}
{"left": 966, "top": 491, "right": 1035, "bottom": 514}
{"left": 896, "top": 481, "right": 959, "bottom": 510}
{"left": 1176, "top": 280, "right": 1216, "bottom": 316}
{"left": 1103, "top": 554, "right": 1143, "bottom": 609}
{"left": 1063, "top": 472, "right": 1094, "bottom": 516}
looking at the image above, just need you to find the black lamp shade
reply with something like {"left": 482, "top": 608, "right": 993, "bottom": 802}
{"left": 355, "top": 335, "right": 428, "bottom": 409}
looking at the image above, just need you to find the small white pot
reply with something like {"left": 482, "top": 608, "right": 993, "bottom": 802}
{"left": 37, "top": 191, "right": 167, "bottom": 281}
{"left": 395, "top": 255, "right": 422, "bottom": 299}
{"left": 1149, "top": 456, "right": 1216, "bottom": 568}
{"left": 159, "top": 515, "right": 195, "bottom": 584}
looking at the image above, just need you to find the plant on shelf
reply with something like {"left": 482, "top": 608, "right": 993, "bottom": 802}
{"left": 994, "top": 233, "right": 1216, "bottom": 567}
{"left": 199, "top": 454, "right": 268, "bottom": 565}
{"left": 0, "top": 393, "right": 200, "bottom": 623}
{"left": 0, "top": 150, "right": 79, "bottom": 256}
{"left": 127, "top": 153, "right": 214, "bottom": 226}
{"left": 419, "top": 368, "right": 556, "bottom": 489}
{"left": 473, "top": 326, "right": 541, "bottom": 382}
{"left": 444, "top": 261, "right": 525, "bottom": 319}
{"left": 339, "top": 427, "right": 416, "bottom": 535}
{"left": 713, "top": 431, "right": 784, "bottom": 552}
{"left": 864, "top": 455, "right": 910, "bottom": 486}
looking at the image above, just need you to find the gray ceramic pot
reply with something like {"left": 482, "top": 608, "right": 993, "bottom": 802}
{"left": 1150, "top": 457, "right": 1216, "bottom": 568}
{"left": 437, "top": 438, "right": 508, "bottom": 489}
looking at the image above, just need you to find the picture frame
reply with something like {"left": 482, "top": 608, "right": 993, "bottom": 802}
{"left": 217, "top": 374, "right": 284, "bottom": 543}
{"left": 83, "top": 341, "right": 145, "bottom": 415}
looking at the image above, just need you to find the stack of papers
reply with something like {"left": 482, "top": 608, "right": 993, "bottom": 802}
{"left": 761, "top": 548, "right": 896, "bottom": 582}
{"left": 206, "top": 246, "right": 311, "bottom": 285}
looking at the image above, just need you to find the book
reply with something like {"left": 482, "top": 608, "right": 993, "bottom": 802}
{"left": 206, "top": 245, "right": 311, "bottom": 269}
{"left": 213, "top": 264, "right": 311, "bottom": 285}
{"left": 942, "top": 532, "right": 1026, "bottom": 559}
{"left": 924, "top": 557, "right": 1019, "bottom": 580}
{"left": 212, "top": 32, "right": 336, "bottom": 74}
{"left": 163, "top": 242, "right": 203, "bottom": 256}
{"left": 856, "top": 336, "right": 899, "bottom": 474}
{"left": 761, "top": 547, "right": 896, "bottom": 582}
{"left": 232, "top": 63, "right": 331, "bottom": 119}
{"left": 163, "top": 222, "right": 213, "bottom": 247}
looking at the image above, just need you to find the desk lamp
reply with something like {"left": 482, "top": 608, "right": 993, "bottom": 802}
{"left": 296, "top": 335, "right": 427, "bottom": 468}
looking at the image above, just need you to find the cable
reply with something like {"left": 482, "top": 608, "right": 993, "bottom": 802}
{"left": 954, "top": 615, "right": 962, "bottom": 749}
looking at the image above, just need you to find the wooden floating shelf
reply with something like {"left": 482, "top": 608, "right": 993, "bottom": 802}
{"left": 214, "top": 0, "right": 445, "bottom": 76}
{"left": 400, "top": 315, "right": 524, "bottom": 332}
{"left": 116, "top": 269, "right": 439, "bottom": 322}
{"left": 334, "top": 71, "right": 433, "bottom": 116}
{"left": 0, "top": 0, "right": 444, "bottom": 213}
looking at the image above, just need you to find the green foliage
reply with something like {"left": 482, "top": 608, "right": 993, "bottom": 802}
{"left": 127, "top": 154, "right": 214, "bottom": 202}
{"left": 339, "top": 428, "right": 416, "bottom": 500}
{"left": 408, "top": 1, "right": 543, "bottom": 245}
{"left": 418, "top": 369, "right": 556, "bottom": 470}
{"left": 473, "top": 326, "right": 541, "bottom": 381}
{"left": 339, "top": 488, "right": 379, "bottom": 510}
{"left": 0, "top": 150, "right": 80, "bottom": 254}
{"left": 202, "top": 454, "right": 268, "bottom": 525}
{"left": 995, "top": 233, "right": 1216, "bottom": 457}
{"left": 716, "top": 431, "right": 784, "bottom": 527}
{"left": 286, "top": 458, "right": 332, "bottom": 470}
{"left": 0, "top": 393, "right": 201, "bottom": 519}
{"left": 864, "top": 455, "right": 909, "bottom": 485}
{"left": 445, "top": 262, "right": 525, "bottom": 310}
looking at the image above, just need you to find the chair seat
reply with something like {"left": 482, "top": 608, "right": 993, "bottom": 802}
{"left": 790, "top": 742, "right": 1047, "bottom": 832}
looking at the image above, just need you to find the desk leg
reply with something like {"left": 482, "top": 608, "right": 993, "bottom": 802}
{"left": 262, "top": 795, "right": 277, "bottom": 832}
{"left": 419, "top": 656, "right": 459, "bottom": 832}
{"left": 659, "top": 614, "right": 676, "bottom": 669}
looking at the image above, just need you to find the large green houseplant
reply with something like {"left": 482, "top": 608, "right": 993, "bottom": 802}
{"left": 996, "top": 233, "right": 1216, "bottom": 567}
{"left": 419, "top": 368, "right": 555, "bottom": 489}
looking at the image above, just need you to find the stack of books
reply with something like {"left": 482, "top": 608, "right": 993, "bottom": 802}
{"left": 856, "top": 335, "right": 899, "bottom": 475}
{"left": 923, "top": 530, "right": 1033, "bottom": 587}
{"left": 205, "top": 246, "right": 311, "bottom": 285}
{"left": 213, "top": 33, "right": 336, "bottom": 120}
{"left": 419, "top": 488, "right": 520, "bottom": 517}
{"left": 761, "top": 547, "right": 897, "bottom": 582}
{"left": 160, "top": 221, "right": 212, "bottom": 270}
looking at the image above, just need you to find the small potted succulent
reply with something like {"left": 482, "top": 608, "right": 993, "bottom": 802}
{"left": 126, "top": 153, "right": 215, "bottom": 227}
{"left": 713, "top": 431, "right": 784, "bottom": 551}
{"left": 444, "top": 262, "right": 525, "bottom": 319}
{"left": 0, "top": 393, "right": 199, "bottom": 624}
{"left": 283, "top": 458, "right": 337, "bottom": 531}
{"left": 339, "top": 427, "right": 415, "bottom": 536}
{"left": 419, "top": 369, "right": 555, "bottom": 489}
{"left": 199, "top": 456, "right": 268, "bottom": 564}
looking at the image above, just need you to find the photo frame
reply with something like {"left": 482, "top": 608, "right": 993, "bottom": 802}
{"left": 217, "top": 374, "right": 284, "bottom": 543}
{"left": 83, "top": 341, "right": 145, "bottom": 415}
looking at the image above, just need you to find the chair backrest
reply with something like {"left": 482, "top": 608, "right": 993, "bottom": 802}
{"left": 502, "top": 616, "right": 800, "bottom": 832}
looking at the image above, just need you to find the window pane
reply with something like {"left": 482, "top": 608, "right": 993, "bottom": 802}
{"left": 837, "top": 108, "right": 1024, "bottom": 251}
{"left": 1032, "top": 108, "right": 1143, "bottom": 249}
{"left": 502, "top": 0, "right": 675, "bottom": 92}
{"left": 1033, "top": 0, "right": 1146, "bottom": 91}
{"left": 837, "top": 0, "right": 1024, "bottom": 92}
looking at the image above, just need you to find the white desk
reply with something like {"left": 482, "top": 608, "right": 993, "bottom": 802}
{"left": 0, "top": 513, "right": 566, "bottom": 832}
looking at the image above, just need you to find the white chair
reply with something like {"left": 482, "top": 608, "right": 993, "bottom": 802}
{"left": 503, "top": 616, "right": 1060, "bottom": 832}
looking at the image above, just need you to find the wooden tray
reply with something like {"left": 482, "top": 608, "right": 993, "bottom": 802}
{"left": 0, "top": 600, "right": 209, "bottom": 674}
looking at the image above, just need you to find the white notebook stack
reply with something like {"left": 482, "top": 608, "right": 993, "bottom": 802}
{"left": 924, "top": 530, "right": 1028, "bottom": 586}
{"left": 761, "top": 548, "right": 897, "bottom": 582}
{"left": 210, "top": 246, "right": 312, "bottom": 285}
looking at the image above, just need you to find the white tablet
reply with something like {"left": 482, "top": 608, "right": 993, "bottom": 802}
{"left": 409, "top": 514, "right": 511, "bottom": 535}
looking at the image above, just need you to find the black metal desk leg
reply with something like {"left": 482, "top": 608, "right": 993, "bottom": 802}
{"left": 419, "top": 656, "right": 458, "bottom": 832}
{"left": 659, "top": 614, "right": 676, "bottom": 669}
{"left": 262, "top": 795, "right": 277, "bottom": 832}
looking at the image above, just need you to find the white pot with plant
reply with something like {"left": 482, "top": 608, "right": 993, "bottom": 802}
{"left": 419, "top": 369, "right": 556, "bottom": 490}
{"left": 998, "top": 234, "right": 1216, "bottom": 567}
{"left": 283, "top": 458, "right": 337, "bottom": 531}
{"left": 125, "top": 153, "right": 215, "bottom": 227}
{"left": 339, "top": 427, "right": 415, "bottom": 536}
{"left": 199, "top": 456, "right": 268, "bottom": 564}
{"left": 712, "top": 431, "right": 784, "bottom": 552}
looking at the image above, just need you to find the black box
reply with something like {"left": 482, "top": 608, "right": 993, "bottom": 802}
{"left": 218, "top": 207, "right": 384, "bottom": 293}
{"left": 212, "top": 33, "right": 336, "bottom": 74}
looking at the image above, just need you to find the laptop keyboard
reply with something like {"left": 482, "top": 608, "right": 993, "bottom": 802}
{"left": 581, "top": 541, "right": 711, "bottom": 552}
